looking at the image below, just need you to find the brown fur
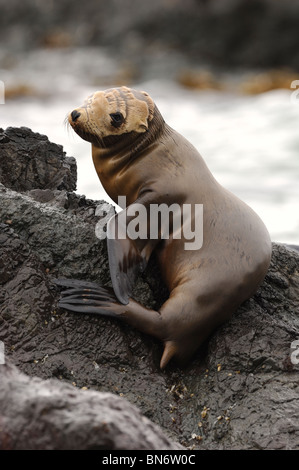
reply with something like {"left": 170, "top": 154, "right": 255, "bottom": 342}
{"left": 60, "top": 86, "right": 272, "bottom": 369}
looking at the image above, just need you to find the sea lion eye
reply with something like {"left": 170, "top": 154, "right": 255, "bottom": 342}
{"left": 110, "top": 112, "right": 124, "bottom": 128}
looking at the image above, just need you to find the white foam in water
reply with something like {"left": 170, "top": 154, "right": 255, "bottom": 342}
{"left": 1, "top": 66, "right": 299, "bottom": 244}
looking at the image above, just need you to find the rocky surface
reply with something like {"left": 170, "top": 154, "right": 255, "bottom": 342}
{"left": 1, "top": 127, "right": 299, "bottom": 450}
{"left": 2, "top": 0, "right": 299, "bottom": 72}
{"left": 0, "top": 127, "right": 77, "bottom": 193}
{"left": 0, "top": 362, "right": 182, "bottom": 450}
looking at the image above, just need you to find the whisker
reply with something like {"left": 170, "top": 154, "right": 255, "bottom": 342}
{"left": 63, "top": 114, "right": 73, "bottom": 137}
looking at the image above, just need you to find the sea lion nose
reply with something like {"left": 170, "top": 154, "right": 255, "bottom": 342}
{"left": 71, "top": 110, "right": 81, "bottom": 122}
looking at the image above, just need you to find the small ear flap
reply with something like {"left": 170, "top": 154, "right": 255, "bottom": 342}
{"left": 140, "top": 91, "right": 155, "bottom": 122}
{"left": 136, "top": 118, "right": 149, "bottom": 133}
{"left": 129, "top": 99, "right": 150, "bottom": 133}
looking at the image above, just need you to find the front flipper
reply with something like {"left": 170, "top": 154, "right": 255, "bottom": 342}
{"left": 107, "top": 202, "right": 158, "bottom": 305}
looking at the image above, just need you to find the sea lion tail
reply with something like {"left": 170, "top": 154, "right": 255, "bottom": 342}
{"left": 160, "top": 341, "right": 177, "bottom": 370}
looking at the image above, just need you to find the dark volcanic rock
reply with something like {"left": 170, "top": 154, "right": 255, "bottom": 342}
{"left": 0, "top": 127, "right": 76, "bottom": 192}
{"left": 0, "top": 127, "right": 299, "bottom": 450}
{"left": 0, "top": 362, "right": 182, "bottom": 450}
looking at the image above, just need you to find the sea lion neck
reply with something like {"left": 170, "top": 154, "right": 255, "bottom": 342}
{"left": 92, "top": 105, "right": 167, "bottom": 200}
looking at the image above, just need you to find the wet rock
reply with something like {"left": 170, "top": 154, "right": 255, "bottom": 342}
{"left": 0, "top": 183, "right": 110, "bottom": 279}
{"left": 0, "top": 362, "right": 182, "bottom": 450}
{"left": 0, "top": 127, "right": 76, "bottom": 192}
{"left": 0, "top": 127, "right": 299, "bottom": 450}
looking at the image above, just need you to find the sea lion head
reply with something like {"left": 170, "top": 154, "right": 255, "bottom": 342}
{"left": 68, "top": 86, "right": 155, "bottom": 147}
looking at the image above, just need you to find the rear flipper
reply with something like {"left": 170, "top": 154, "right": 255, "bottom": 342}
{"left": 54, "top": 279, "right": 196, "bottom": 369}
{"left": 54, "top": 278, "right": 165, "bottom": 341}
{"left": 54, "top": 278, "right": 122, "bottom": 317}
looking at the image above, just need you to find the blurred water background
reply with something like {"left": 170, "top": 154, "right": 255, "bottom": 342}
{"left": 1, "top": 0, "right": 299, "bottom": 244}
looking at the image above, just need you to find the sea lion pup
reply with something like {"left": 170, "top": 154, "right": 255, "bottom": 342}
{"left": 56, "top": 86, "right": 272, "bottom": 369}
